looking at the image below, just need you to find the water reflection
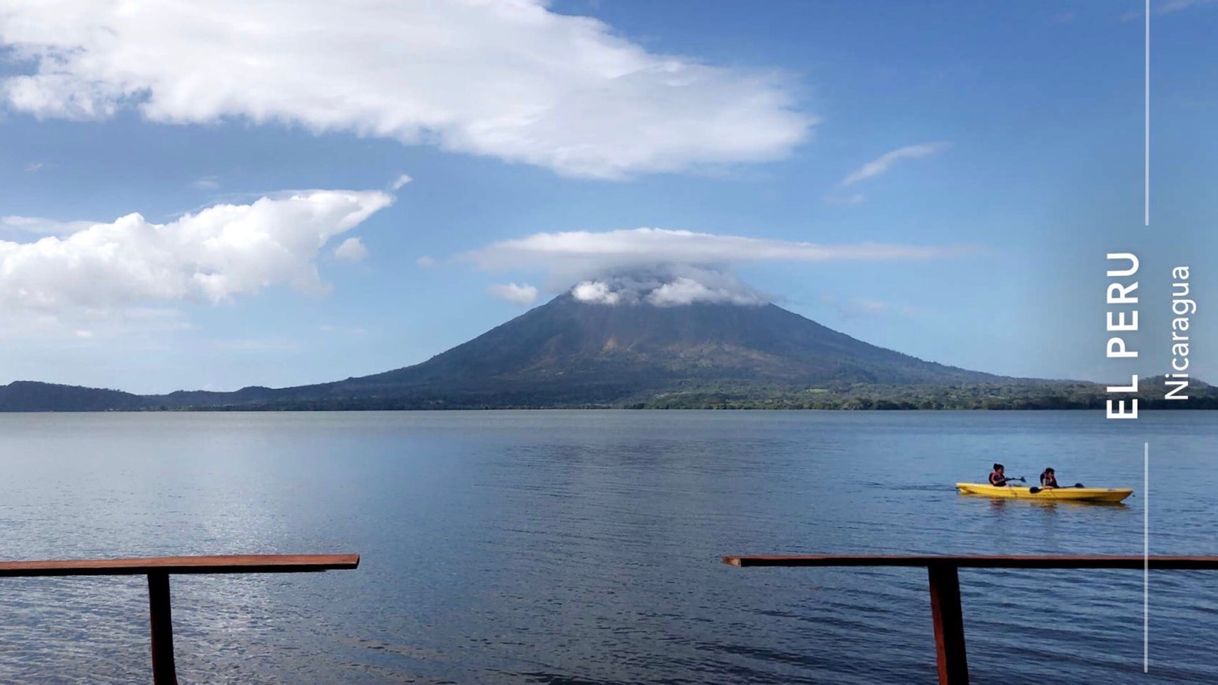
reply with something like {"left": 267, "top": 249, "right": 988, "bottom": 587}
{"left": 0, "top": 411, "right": 1209, "bottom": 683}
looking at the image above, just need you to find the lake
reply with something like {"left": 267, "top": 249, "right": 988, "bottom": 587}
{"left": 0, "top": 411, "right": 1212, "bottom": 683}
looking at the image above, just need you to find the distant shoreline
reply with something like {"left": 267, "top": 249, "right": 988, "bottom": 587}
{"left": 3, "top": 377, "right": 1214, "bottom": 412}
{"left": 4, "top": 404, "right": 1215, "bottom": 413}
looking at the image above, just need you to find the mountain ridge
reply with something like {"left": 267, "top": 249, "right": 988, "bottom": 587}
{"left": 1, "top": 295, "right": 1212, "bottom": 410}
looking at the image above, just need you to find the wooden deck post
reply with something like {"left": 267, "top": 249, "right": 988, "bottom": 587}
{"left": 0, "top": 554, "right": 356, "bottom": 681}
{"left": 723, "top": 554, "right": 1218, "bottom": 682}
{"left": 147, "top": 572, "right": 179, "bottom": 685}
{"left": 927, "top": 563, "right": 968, "bottom": 685}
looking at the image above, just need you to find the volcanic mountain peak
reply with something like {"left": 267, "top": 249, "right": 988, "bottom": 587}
{"left": 355, "top": 293, "right": 1000, "bottom": 393}
{"left": 0, "top": 293, "right": 1033, "bottom": 410}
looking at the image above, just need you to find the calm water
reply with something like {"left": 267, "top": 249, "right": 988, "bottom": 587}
{"left": 0, "top": 411, "right": 1213, "bottom": 683}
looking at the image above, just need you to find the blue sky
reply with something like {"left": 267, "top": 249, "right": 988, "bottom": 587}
{"left": 0, "top": 1, "right": 1214, "bottom": 393}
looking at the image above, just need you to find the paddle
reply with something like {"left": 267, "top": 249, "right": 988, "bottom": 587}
{"left": 1029, "top": 482, "right": 1085, "bottom": 494}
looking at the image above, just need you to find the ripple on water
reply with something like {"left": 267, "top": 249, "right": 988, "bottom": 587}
{"left": 0, "top": 410, "right": 1213, "bottom": 682}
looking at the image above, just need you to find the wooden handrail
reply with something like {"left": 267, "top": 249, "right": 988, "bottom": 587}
{"left": 722, "top": 554, "right": 1216, "bottom": 685}
{"left": 2, "top": 553, "right": 359, "bottom": 684}
{"left": 723, "top": 553, "right": 1218, "bottom": 569}
{"left": 0, "top": 553, "right": 359, "bottom": 577}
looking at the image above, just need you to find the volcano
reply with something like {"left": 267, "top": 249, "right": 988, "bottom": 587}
{"left": 0, "top": 294, "right": 1025, "bottom": 410}
{"left": 330, "top": 293, "right": 1001, "bottom": 402}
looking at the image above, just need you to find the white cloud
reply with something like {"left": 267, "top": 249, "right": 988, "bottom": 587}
{"left": 1, "top": 215, "right": 97, "bottom": 237}
{"left": 0, "top": 1, "right": 812, "bottom": 179}
{"left": 648, "top": 276, "right": 762, "bottom": 306}
{"left": 823, "top": 192, "right": 866, "bottom": 206}
{"left": 467, "top": 227, "right": 970, "bottom": 308}
{"left": 1160, "top": 0, "right": 1217, "bottom": 11}
{"left": 24, "top": 161, "right": 46, "bottom": 173}
{"left": 820, "top": 294, "right": 923, "bottom": 319}
{"left": 416, "top": 255, "right": 436, "bottom": 268}
{"left": 192, "top": 176, "right": 220, "bottom": 190}
{"left": 390, "top": 173, "right": 413, "bottom": 190}
{"left": 488, "top": 282, "right": 539, "bottom": 305}
{"left": 466, "top": 227, "right": 969, "bottom": 275}
{"left": 334, "top": 236, "right": 369, "bottom": 262}
{"left": 572, "top": 280, "right": 621, "bottom": 305}
{"left": 0, "top": 305, "right": 191, "bottom": 344}
{"left": 840, "top": 142, "right": 949, "bottom": 186}
{"left": 572, "top": 269, "right": 766, "bottom": 307}
{"left": 0, "top": 189, "right": 392, "bottom": 317}
{"left": 1122, "top": 0, "right": 1217, "bottom": 18}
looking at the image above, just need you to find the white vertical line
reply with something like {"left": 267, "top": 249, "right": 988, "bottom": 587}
{"left": 1142, "top": 0, "right": 1151, "bottom": 671}
{"left": 1145, "top": 0, "right": 1150, "bottom": 227}
{"left": 1144, "top": 440, "right": 1150, "bottom": 673}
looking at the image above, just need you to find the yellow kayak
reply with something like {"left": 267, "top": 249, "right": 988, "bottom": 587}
{"left": 955, "top": 483, "right": 1133, "bottom": 503}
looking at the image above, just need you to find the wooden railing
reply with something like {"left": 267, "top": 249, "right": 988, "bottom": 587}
{"left": 722, "top": 554, "right": 1218, "bottom": 685}
{"left": 0, "top": 553, "right": 359, "bottom": 684}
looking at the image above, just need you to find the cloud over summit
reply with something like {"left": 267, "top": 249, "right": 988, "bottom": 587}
{"left": 467, "top": 227, "right": 969, "bottom": 273}
{"left": 571, "top": 268, "right": 768, "bottom": 307}
{"left": 0, "top": 0, "right": 812, "bottom": 179}
{"left": 466, "top": 227, "right": 972, "bottom": 308}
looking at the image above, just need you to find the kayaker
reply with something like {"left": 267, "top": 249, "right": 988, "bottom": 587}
{"left": 1040, "top": 468, "right": 1059, "bottom": 489}
{"left": 988, "top": 463, "right": 1008, "bottom": 486}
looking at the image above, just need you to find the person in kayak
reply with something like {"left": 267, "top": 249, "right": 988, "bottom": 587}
{"left": 988, "top": 463, "right": 1008, "bottom": 486}
{"left": 1040, "top": 468, "right": 1059, "bottom": 489}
